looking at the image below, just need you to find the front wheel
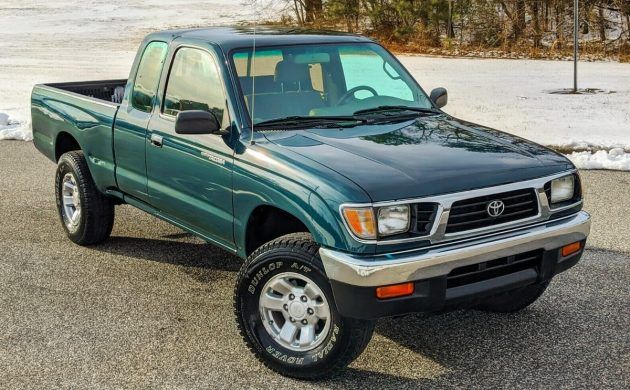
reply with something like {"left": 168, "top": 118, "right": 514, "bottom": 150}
{"left": 234, "top": 233, "right": 374, "bottom": 380}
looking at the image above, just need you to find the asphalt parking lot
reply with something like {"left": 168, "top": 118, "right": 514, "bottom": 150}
{"left": 1, "top": 141, "right": 628, "bottom": 389}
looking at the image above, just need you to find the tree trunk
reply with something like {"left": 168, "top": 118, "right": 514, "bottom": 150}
{"left": 447, "top": 0, "right": 455, "bottom": 38}
{"left": 556, "top": 2, "right": 564, "bottom": 49}
{"left": 458, "top": 0, "right": 464, "bottom": 45}
{"left": 515, "top": 0, "right": 526, "bottom": 42}
{"left": 304, "top": 0, "right": 322, "bottom": 23}
{"left": 532, "top": 1, "right": 541, "bottom": 47}
{"left": 501, "top": 0, "right": 526, "bottom": 43}
{"left": 544, "top": 1, "right": 549, "bottom": 31}
{"left": 598, "top": 6, "right": 607, "bottom": 42}
{"left": 293, "top": 0, "right": 304, "bottom": 25}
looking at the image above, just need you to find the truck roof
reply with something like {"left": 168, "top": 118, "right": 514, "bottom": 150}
{"left": 145, "top": 26, "right": 374, "bottom": 51}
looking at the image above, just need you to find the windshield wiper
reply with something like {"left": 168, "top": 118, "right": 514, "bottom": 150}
{"left": 254, "top": 115, "right": 367, "bottom": 129}
{"left": 353, "top": 105, "right": 438, "bottom": 116}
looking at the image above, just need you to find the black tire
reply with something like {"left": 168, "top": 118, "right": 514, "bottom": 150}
{"left": 234, "top": 233, "right": 375, "bottom": 380}
{"left": 55, "top": 151, "right": 115, "bottom": 245}
{"left": 476, "top": 280, "right": 550, "bottom": 313}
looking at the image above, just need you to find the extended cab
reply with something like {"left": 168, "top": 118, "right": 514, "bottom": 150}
{"left": 31, "top": 27, "right": 591, "bottom": 379}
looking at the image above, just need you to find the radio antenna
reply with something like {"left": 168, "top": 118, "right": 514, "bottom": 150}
{"left": 249, "top": 0, "right": 258, "bottom": 145}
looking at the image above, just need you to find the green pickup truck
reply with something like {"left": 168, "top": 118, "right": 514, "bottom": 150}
{"left": 31, "top": 27, "right": 591, "bottom": 379}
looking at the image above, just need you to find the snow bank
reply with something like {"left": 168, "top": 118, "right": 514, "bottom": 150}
{"left": 567, "top": 149, "right": 630, "bottom": 170}
{"left": 0, "top": 113, "right": 29, "bottom": 141}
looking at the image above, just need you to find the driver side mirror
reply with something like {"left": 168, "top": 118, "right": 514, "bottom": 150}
{"left": 175, "top": 110, "right": 225, "bottom": 135}
{"left": 430, "top": 87, "right": 448, "bottom": 108}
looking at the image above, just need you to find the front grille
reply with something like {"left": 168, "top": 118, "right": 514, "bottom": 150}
{"left": 446, "top": 188, "right": 538, "bottom": 234}
{"left": 446, "top": 250, "right": 542, "bottom": 288}
{"left": 413, "top": 203, "right": 439, "bottom": 235}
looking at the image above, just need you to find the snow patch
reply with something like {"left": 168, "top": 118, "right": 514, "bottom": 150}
{"left": 558, "top": 141, "right": 630, "bottom": 152}
{"left": 0, "top": 113, "right": 30, "bottom": 141}
{"left": 567, "top": 149, "right": 630, "bottom": 170}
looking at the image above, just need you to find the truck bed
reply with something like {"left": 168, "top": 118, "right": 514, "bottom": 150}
{"left": 31, "top": 79, "right": 127, "bottom": 192}
{"left": 45, "top": 79, "right": 127, "bottom": 104}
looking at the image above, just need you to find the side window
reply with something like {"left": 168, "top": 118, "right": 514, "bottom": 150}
{"left": 163, "top": 48, "right": 228, "bottom": 128}
{"left": 132, "top": 41, "right": 168, "bottom": 112}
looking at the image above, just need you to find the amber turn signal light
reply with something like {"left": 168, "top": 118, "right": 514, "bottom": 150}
{"left": 561, "top": 241, "right": 581, "bottom": 257}
{"left": 341, "top": 207, "right": 377, "bottom": 240}
{"left": 376, "top": 282, "right": 414, "bottom": 299}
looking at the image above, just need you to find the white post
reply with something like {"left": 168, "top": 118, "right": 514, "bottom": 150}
{"left": 574, "top": 0, "right": 579, "bottom": 92}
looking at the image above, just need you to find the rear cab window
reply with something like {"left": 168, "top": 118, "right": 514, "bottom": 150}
{"left": 131, "top": 41, "right": 168, "bottom": 112}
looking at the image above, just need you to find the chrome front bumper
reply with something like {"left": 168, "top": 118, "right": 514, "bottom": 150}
{"left": 320, "top": 211, "right": 591, "bottom": 287}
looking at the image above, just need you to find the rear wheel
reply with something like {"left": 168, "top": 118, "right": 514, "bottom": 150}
{"left": 234, "top": 233, "right": 374, "bottom": 380}
{"left": 55, "top": 151, "right": 115, "bottom": 245}
{"left": 476, "top": 280, "right": 550, "bottom": 313}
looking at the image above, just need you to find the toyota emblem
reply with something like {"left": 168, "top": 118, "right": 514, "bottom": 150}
{"left": 486, "top": 200, "right": 505, "bottom": 217}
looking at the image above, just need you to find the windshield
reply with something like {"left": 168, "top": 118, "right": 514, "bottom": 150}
{"left": 231, "top": 43, "right": 433, "bottom": 126}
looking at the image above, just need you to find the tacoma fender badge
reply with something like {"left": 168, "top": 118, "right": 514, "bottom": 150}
{"left": 201, "top": 151, "right": 225, "bottom": 165}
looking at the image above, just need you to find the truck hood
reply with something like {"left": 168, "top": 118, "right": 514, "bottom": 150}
{"left": 261, "top": 114, "right": 573, "bottom": 202}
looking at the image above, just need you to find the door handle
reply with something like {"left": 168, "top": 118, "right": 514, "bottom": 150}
{"left": 149, "top": 134, "right": 163, "bottom": 148}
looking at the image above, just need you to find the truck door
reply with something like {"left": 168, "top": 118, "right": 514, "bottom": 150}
{"left": 114, "top": 41, "right": 168, "bottom": 200}
{"left": 145, "top": 46, "right": 235, "bottom": 250}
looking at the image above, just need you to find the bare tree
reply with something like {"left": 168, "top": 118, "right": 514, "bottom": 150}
{"left": 275, "top": 0, "right": 628, "bottom": 58}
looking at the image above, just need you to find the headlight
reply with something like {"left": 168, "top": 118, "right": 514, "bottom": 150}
{"left": 341, "top": 204, "right": 410, "bottom": 240}
{"left": 341, "top": 207, "right": 376, "bottom": 240}
{"left": 377, "top": 205, "right": 410, "bottom": 236}
{"left": 550, "top": 175, "right": 575, "bottom": 203}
